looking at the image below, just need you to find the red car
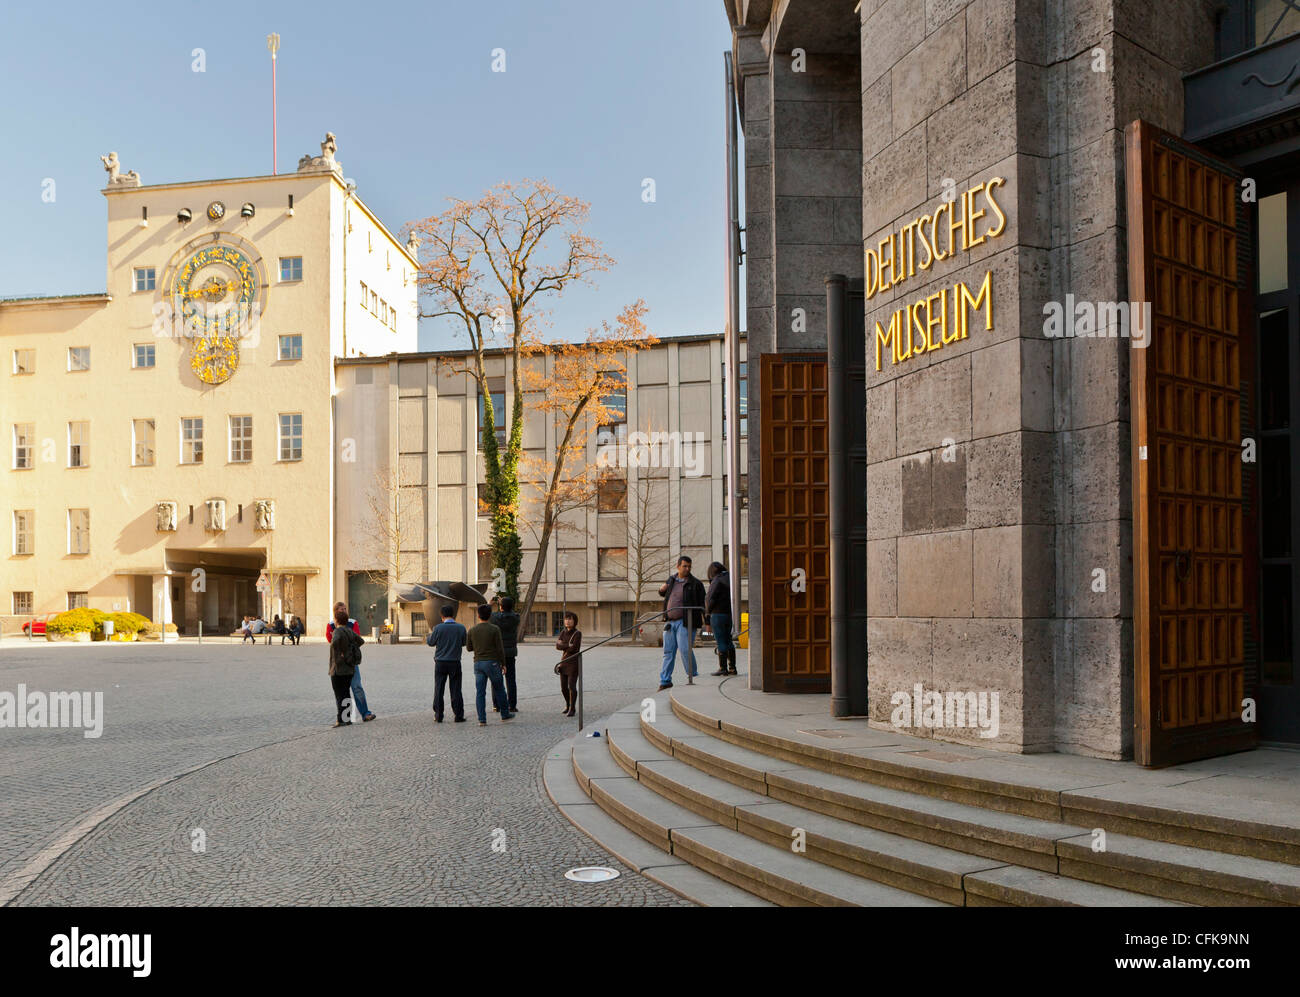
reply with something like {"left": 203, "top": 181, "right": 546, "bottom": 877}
{"left": 21, "top": 613, "right": 56, "bottom": 636}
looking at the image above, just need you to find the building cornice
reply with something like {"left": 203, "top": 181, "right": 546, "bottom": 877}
{"left": 0, "top": 292, "right": 111, "bottom": 310}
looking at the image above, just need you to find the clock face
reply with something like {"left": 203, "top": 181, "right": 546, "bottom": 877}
{"left": 164, "top": 237, "right": 268, "bottom": 385}
{"left": 207, "top": 200, "right": 225, "bottom": 220}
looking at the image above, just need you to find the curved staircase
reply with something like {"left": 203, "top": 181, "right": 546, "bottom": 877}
{"left": 543, "top": 679, "right": 1300, "bottom": 907}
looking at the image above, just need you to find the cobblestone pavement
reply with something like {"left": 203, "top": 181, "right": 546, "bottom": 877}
{"left": 0, "top": 638, "right": 698, "bottom": 906}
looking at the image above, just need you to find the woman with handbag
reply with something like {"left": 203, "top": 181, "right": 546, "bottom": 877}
{"left": 554, "top": 612, "right": 582, "bottom": 717}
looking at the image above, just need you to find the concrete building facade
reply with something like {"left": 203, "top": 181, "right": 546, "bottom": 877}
{"left": 725, "top": 0, "right": 1300, "bottom": 760}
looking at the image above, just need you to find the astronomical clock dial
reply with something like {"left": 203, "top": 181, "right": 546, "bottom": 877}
{"left": 164, "top": 237, "right": 268, "bottom": 386}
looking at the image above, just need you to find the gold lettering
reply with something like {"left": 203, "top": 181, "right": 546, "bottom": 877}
{"left": 909, "top": 301, "right": 925, "bottom": 358}
{"left": 941, "top": 285, "right": 960, "bottom": 344}
{"left": 984, "top": 176, "right": 1007, "bottom": 239}
{"left": 931, "top": 202, "right": 950, "bottom": 261}
{"left": 878, "top": 235, "right": 894, "bottom": 290}
{"left": 916, "top": 213, "right": 934, "bottom": 270}
{"left": 925, "top": 291, "right": 944, "bottom": 351}
{"left": 950, "top": 193, "right": 968, "bottom": 255}
{"left": 959, "top": 271, "right": 994, "bottom": 340}
{"left": 874, "top": 313, "right": 896, "bottom": 370}
{"left": 865, "top": 247, "right": 879, "bottom": 300}
{"left": 966, "top": 182, "right": 987, "bottom": 248}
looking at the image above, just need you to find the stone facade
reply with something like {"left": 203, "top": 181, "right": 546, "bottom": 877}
{"left": 726, "top": 0, "right": 1224, "bottom": 757}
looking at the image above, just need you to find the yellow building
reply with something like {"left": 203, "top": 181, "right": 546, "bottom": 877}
{"left": 2, "top": 137, "right": 417, "bottom": 636}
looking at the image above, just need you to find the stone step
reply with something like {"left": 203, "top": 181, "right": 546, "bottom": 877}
{"left": 669, "top": 683, "right": 1300, "bottom": 866}
{"left": 543, "top": 738, "right": 772, "bottom": 907}
{"left": 963, "top": 865, "right": 1187, "bottom": 907}
{"left": 630, "top": 708, "right": 1300, "bottom": 906}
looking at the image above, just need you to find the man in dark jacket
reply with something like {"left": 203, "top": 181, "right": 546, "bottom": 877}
{"left": 328, "top": 605, "right": 366, "bottom": 727}
{"left": 426, "top": 603, "right": 467, "bottom": 723}
{"left": 705, "top": 562, "right": 737, "bottom": 676}
{"left": 656, "top": 555, "right": 706, "bottom": 690}
{"left": 490, "top": 595, "right": 521, "bottom": 713}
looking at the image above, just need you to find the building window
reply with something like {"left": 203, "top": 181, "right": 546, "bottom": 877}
{"left": 13, "top": 510, "right": 34, "bottom": 555}
{"left": 13, "top": 423, "right": 34, "bottom": 469}
{"left": 359, "top": 280, "right": 367, "bottom": 305}
{"left": 68, "top": 509, "right": 89, "bottom": 555}
{"left": 12, "top": 591, "right": 33, "bottom": 615}
{"left": 528, "top": 611, "right": 547, "bottom": 636}
{"left": 477, "top": 549, "right": 493, "bottom": 584}
{"left": 620, "top": 610, "right": 635, "bottom": 635}
{"left": 229, "top": 416, "right": 253, "bottom": 462}
{"left": 597, "top": 373, "right": 627, "bottom": 446}
{"left": 278, "top": 334, "right": 303, "bottom": 361}
{"left": 550, "top": 611, "right": 565, "bottom": 636}
{"left": 389, "top": 305, "right": 397, "bottom": 330}
{"left": 133, "top": 343, "right": 155, "bottom": 368}
{"left": 476, "top": 484, "right": 491, "bottom": 517}
{"left": 67, "top": 421, "right": 88, "bottom": 468}
{"left": 133, "top": 267, "right": 156, "bottom": 292}
{"left": 278, "top": 413, "right": 303, "bottom": 461}
{"left": 181, "top": 417, "right": 204, "bottom": 464}
{"left": 68, "top": 347, "right": 90, "bottom": 372}
{"left": 132, "top": 418, "right": 155, "bottom": 466}
{"left": 279, "top": 257, "right": 303, "bottom": 282}
{"left": 597, "top": 471, "right": 627, "bottom": 512}
{"left": 722, "top": 473, "right": 749, "bottom": 510}
{"left": 478, "top": 389, "right": 507, "bottom": 447}
{"left": 598, "top": 546, "right": 628, "bottom": 580}
{"left": 723, "top": 360, "right": 748, "bottom": 439}
{"left": 12, "top": 349, "right": 34, "bottom": 375}
{"left": 67, "top": 591, "right": 88, "bottom": 610}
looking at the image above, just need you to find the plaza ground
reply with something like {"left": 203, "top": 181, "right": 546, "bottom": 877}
{"left": 0, "top": 637, "right": 708, "bottom": 906}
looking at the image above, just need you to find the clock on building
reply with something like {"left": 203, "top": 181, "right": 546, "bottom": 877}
{"left": 163, "top": 235, "right": 268, "bottom": 385}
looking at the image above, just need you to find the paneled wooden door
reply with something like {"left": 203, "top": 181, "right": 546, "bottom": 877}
{"left": 1125, "top": 121, "right": 1259, "bottom": 766}
{"left": 760, "top": 353, "right": 831, "bottom": 692}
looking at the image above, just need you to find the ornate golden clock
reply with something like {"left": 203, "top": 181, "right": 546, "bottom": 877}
{"left": 163, "top": 235, "right": 268, "bottom": 385}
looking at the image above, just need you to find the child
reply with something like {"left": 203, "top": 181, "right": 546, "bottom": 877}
{"left": 554, "top": 611, "right": 582, "bottom": 717}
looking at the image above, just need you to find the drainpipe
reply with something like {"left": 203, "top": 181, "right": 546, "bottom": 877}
{"left": 724, "top": 51, "right": 744, "bottom": 625}
{"left": 827, "top": 273, "right": 850, "bottom": 717}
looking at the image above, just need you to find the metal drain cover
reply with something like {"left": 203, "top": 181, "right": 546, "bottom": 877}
{"left": 564, "top": 866, "right": 620, "bottom": 883}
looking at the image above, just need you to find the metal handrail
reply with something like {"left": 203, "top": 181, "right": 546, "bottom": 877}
{"left": 558, "top": 605, "right": 728, "bottom": 731}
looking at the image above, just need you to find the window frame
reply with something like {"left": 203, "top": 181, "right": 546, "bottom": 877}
{"left": 133, "top": 267, "right": 156, "bottom": 292}
{"left": 598, "top": 546, "right": 628, "bottom": 581}
{"left": 67, "top": 508, "right": 90, "bottom": 556}
{"left": 278, "top": 412, "right": 303, "bottom": 462}
{"left": 229, "top": 415, "right": 253, "bottom": 463}
{"left": 133, "top": 343, "right": 156, "bottom": 369}
{"left": 13, "top": 510, "right": 34, "bottom": 555}
{"left": 278, "top": 334, "right": 303, "bottom": 362}
{"left": 12, "top": 591, "right": 33, "bottom": 615}
{"left": 180, "top": 417, "right": 204, "bottom": 465}
{"left": 278, "top": 256, "right": 303, "bottom": 282}
{"left": 132, "top": 418, "right": 156, "bottom": 467}
{"left": 13, "top": 423, "right": 34, "bottom": 470}
{"left": 67, "top": 421, "right": 89, "bottom": 468}
{"left": 12, "top": 349, "right": 34, "bottom": 375}
{"left": 67, "top": 347, "right": 90, "bottom": 372}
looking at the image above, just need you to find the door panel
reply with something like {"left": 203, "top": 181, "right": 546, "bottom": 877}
{"left": 1125, "top": 120, "right": 1259, "bottom": 765}
{"left": 760, "top": 353, "right": 831, "bottom": 692}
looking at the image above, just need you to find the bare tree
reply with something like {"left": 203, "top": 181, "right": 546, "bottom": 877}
{"left": 359, "top": 467, "right": 418, "bottom": 635}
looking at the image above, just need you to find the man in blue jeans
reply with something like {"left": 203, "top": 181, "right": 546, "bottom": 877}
{"left": 466, "top": 604, "right": 513, "bottom": 725}
{"left": 657, "top": 555, "right": 707, "bottom": 690}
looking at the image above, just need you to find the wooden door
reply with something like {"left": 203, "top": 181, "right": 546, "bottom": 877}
{"left": 1125, "top": 120, "right": 1259, "bottom": 766}
{"left": 760, "top": 353, "right": 831, "bottom": 692}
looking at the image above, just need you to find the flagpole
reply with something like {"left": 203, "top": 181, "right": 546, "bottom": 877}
{"left": 267, "top": 33, "right": 280, "bottom": 175}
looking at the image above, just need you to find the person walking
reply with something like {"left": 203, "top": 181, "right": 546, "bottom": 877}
{"left": 328, "top": 605, "right": 365, "bottom": 727}
{"left": 490, "top": 595, "right": 522, "bottom": 713}
{"left": 327, "top": 601, "right": 375, "bottom": 722}
{"left": 706, "top": 562, "right": 737, "bottom": 676}
{"left": 466, "top": 604, "right": 513, "bottom": 725}
{"left": 426, "top": 603, "right": 467, "bottom": 723}
{"left": 657, "top": 555, "right": 706, "bottom": 690}
{"left": 554, "top": 611, "right": 582, "bottom": 717}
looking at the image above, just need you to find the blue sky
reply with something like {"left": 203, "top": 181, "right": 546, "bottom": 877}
{"left": 0, "top": 0, "right": 733, "bottom": 351}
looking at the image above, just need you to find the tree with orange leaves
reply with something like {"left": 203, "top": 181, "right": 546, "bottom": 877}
{"left": 514, "top": 301, "right": 655, "bottom": 631}
{"left": 408, "top": 181, "right": 613, "bottom": 600}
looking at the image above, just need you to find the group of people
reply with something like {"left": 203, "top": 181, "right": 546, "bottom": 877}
{"left": 423, "top": 595, "right": 583, "bottom": 724}
{"left": 324, "top": 554, "right": 735, "bottom": 727}
{"left": 656, "top": 555, "right": 737, "bottom": 689}
{"left": 240, "top": 614, "right": 304, "bottom": 645}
